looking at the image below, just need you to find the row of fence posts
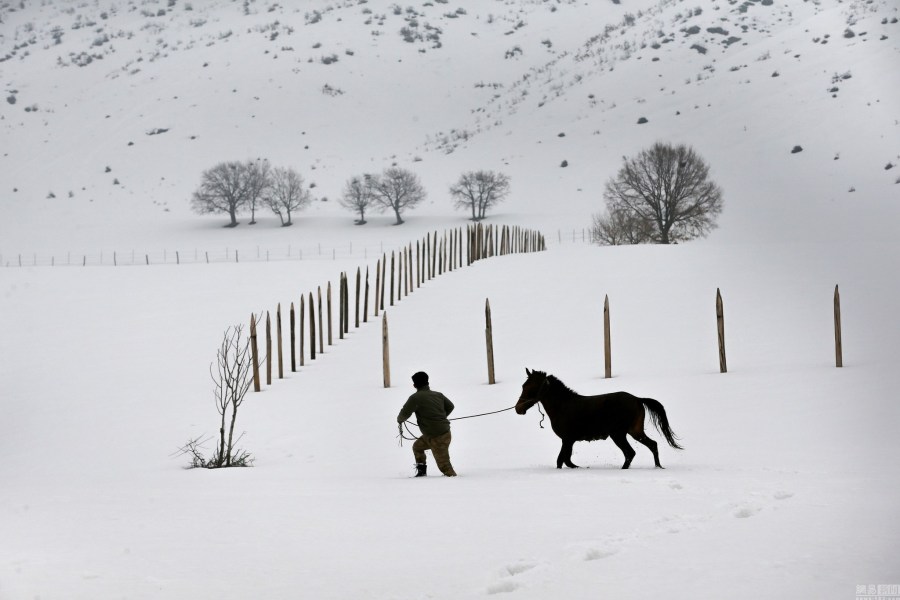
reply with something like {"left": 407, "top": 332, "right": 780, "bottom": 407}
{"left": 712, "top": 285, "right": 843, "bottom": 373}
{"left": 246, "top": 229, "right": 843, "bottom": 390}
{"left": 482, "top": 284, "right": 845, "bottom": 385}
{"left": 245, "top": 223, "right": 547, "bottom": 391}
{"left": 595, "top": 286, "right": 848, "bottom": 380}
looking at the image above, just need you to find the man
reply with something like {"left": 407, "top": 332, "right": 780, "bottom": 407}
{"left": 397, "top": 371, "right": 457, "bottom": 477}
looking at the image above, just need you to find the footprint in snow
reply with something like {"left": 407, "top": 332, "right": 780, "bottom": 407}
{"left": 773, "top": 491, "right": 794, "bottom": 500}
{"left": 585, "top": 547, "right": 619, "bottom": 561}
{"left": 734, "top": 505, "right": 762, "bottom": 519}
{"left": 487, "top": 580, "right": 521, "bottom": 595}
{"left": 503, "top": 562, "right": 537, "bottom": 576}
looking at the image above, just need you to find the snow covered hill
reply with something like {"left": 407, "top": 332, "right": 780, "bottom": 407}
{"left": 1, "top": 0, "right": 898, "bottom": 256}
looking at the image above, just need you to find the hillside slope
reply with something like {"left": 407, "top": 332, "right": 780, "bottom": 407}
{"left": 1, "top": 0, "right": 898, "bottom": 256}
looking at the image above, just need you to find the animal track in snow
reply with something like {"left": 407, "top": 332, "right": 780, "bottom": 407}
{"left": 485, "top": 561, "right": 538, "bottom": 595}
{"left": 734, "top": 504, "right": 763, "bottom": 518}
{"left": 486, "top": 580, "right": 521, "bottom": 595}
{"left": 503, "top": 561, "right": 538, "bottom": 576}
{"left": 584, "top": 546, "right": 619, "bottom": 561}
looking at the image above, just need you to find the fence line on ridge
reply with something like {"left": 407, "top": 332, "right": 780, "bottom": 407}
{"left": 1, "top": 229, "right": 591, "bottom": 269}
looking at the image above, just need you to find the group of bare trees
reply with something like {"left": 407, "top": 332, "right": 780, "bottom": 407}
{"left": 191, "top": 142, "right": 724, "bottom": 244}
{"left": 449, "top": 171, "right": 511, "bottom": 221}
{"left": 190, "top": 159, "right": 312, "bottom": 227}
{"left": 338, "top": 168, "right": 427, "bottom": 226}
{"left": 191, "top": 161, "right": 513, "bottom": 227}
{"left": 592, "top": 142, "right": 724, "bottom": 245}
{"left": 337, "top": 168, "right": 513, "bottom": 227}
{"left": 337, "top": 168, "right": 511, "bottom": 226}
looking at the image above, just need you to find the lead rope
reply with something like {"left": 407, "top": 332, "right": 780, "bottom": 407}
{"left": 397, "top": 404, "right": 519, "bottom": 446}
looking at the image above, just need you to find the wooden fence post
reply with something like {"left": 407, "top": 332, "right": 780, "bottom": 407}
{"left": 382, "top": 312, "right": 391, "bottom": 388}
{"left": 355, "top": 268, "right": 361, "bottom": 328}
{"left": 277, "top": 303, "right": 283, "bottom": 379}
{"left": 834, "top": 284, "right": 843, "bottom": 368}
{"left": 380, "top": 255, "right": 387, "bottom": 310}
{"left": 432, "top": 230, "right": 438, "bottom": 277}
{"left": 327, "top": 282, "right": 333, "bottom": 346}
{"left": 485, "top": 298, "right": 496, "bottom": 385}
{"left": 716, "top": 288, "right": 727, "bottom": 373}
{"left": 364, "top": 267, "right": 370, "bottom": 323}
{"left": 374, "top": 259, "right": 381, "bottom": 317}
{"left": 342, "top": 272, "right": 348, "bottom": 334}
{"left": 603, "top": 295, "right": 612, "bottom": 379}
{"left": 450, "top": 231, "right": 455, "bottom": 269}
{"left": 410, "top": 242, "right": 416, "bottom": 288}
{"left": 403, "top": 247, "right": 409, "bottom": 297}
{"left": 300, "top": 295, "right": 306, "bottom": 367}
{"left": 290, "top": 302, "right": 296, "bottom": 372}
{"left": 266, "top": 312, "right": 272, "bottom": 386}
{"left": 309, "top": 292, "right": 316, "bottom": 360}
{"left": 390, "top": 251, "right": 395, "bottom": 306}
{"left": 250, "top": 314, "right": 261, "bottom": 392}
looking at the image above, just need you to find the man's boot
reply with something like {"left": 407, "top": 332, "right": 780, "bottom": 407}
{"left": 415, "top": 463, "right": 427, "bottom": 477}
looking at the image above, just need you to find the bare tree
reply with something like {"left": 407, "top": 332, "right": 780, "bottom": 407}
{"left": 178, "top": 324, "right": 256, "bottom": 469}
{"left": 602, "top": 142, "right": 723, "bottom": 244}
{"left": 263, "top": 166, "right": 311, "bottom": 226}
{"left": 190, "top": 161, "right": 252, "bottom": 227}
{"left": 369, "top": 167, "right": 426, "bottom": 225}
{"left": 339, "top": 175, "right": 375, "bottom": 224}
{"left": 208, "top": 324, "right": 255, "bottom": 467}
{"left": 449, "top": 170, "right": 511, "bottom": 221}
{"left": 189, "top": 159, "right": 271, "bottom": 227}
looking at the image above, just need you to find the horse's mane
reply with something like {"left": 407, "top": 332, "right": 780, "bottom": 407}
{"left": 544, "top": 373, "right": 580, "bottom": 400}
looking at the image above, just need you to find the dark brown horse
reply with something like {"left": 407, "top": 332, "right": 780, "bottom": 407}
{"left": 516, "top": 369, "right": 683, "bottom": 469}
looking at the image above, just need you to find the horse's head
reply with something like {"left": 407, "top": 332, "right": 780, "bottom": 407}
{"left": 516, "top": 368, "right": 548, "bottom": 415}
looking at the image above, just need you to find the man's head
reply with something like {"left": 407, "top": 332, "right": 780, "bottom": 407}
{"left": 412, "top": 371, "right": 429, "bottom": 389}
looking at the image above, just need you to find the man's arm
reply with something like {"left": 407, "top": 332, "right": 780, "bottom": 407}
{"left": 443, "top": 394, "right": 454, "bottom": 417}
{"left": 397, "top": 396, "right": 417, "bottom": 423}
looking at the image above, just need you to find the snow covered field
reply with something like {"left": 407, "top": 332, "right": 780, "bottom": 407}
{"left": 2, "top": 0, "right": 899, "bottom": 598}
{"left": 2, "top": 239, "right": 898, "bottom": 599}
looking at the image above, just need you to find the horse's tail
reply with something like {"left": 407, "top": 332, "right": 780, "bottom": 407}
{"left": 642, "top": 397, "right": 683, "bottom": 450}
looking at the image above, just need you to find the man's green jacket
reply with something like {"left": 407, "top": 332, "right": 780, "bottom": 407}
{"left": 397, "top": 386, "right": 455, "bottom": 437}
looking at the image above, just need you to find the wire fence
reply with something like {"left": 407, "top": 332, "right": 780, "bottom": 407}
{"left": 3, "top": 242, "right": 397, "bottom": 268}
{"left": 2, "top": 229, "right": 592, "bottom": 268}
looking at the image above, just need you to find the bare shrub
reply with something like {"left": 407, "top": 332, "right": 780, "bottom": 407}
{"left": 178, "top": 325, "right": 257, "bottom": 469}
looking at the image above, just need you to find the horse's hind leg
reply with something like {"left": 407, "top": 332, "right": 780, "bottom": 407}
{"left": 634, "top": 433, "right": 663, "bottom": 468}
{"left": 611, "top": 433, "right": 636, "bottom": 469}
{"left": 557, "top": 439, "right": 579, "bottom": 469}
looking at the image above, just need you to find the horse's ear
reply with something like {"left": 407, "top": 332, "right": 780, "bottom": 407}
{"left": 526, "top": 368, "right": 532, "bottom": 376}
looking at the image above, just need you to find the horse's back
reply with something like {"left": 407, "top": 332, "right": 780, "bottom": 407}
{"left": 565, "top": 391, "right": 642, "bottom": 441}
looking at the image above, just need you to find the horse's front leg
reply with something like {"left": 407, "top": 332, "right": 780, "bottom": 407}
{"left": 557, "top": 439, "right": 579, "bottom": 469}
